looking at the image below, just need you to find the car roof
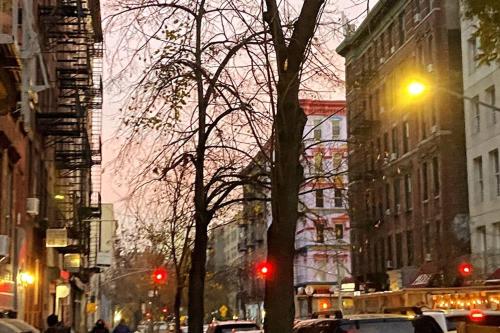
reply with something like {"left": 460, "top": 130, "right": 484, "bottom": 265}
{"left": 211, "top": 321, "right": 257, "bottom": 326}
{"left": 343, "top": 314, "right": 413, "bottom": 320}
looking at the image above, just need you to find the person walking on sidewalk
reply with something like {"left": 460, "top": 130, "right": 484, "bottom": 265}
{"left": 112, "top": 320, "right": 131, "bottom": 333}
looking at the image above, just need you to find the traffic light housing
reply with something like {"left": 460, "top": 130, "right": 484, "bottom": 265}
{"left": 458, "top": 262, "right": 473, "bottom": 277}
{"left": 152, "top": 267, "right": 168, "bottom": 284}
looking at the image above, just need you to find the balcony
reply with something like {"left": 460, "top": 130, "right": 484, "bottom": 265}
{"left": 350, "top": 112, "right": 380, "bottom": 137}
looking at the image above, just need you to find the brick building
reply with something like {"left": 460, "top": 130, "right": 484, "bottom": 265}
{"left": 0, "top": 0, "right": 103, "bottom": 329}
{"left": 337, "top": 0, "right": 469, "bottom": 289}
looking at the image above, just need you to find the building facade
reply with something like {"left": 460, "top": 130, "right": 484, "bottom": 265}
{"left": 0, "top": 0, "right": 103, "bottom": 329}
{"left": 460, "top": 11, "right": 500, "bottom": 277}
{"left": 337, "top": 0, "right": 469, "bottom": 289}
{"left": 295, "top": 100, "right": 351, "bottom": 316}
{"left": 232, "top": 99, "right": 351, "bottom": 320}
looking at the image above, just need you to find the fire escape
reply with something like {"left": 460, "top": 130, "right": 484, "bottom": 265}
{"left": 37, "top": 0, "right": 103, "bottom": 267}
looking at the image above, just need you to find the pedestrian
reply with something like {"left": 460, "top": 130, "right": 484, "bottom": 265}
{"left": 45, "top": 314, "right": 70, "bottom": 333}
{"left": 112, "top": 320, "right": 131, "bottom": 333}
{"left": 91, "top": 320, "right": 110, "bottom": 333}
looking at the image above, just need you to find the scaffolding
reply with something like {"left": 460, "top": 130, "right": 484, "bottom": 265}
{"left": 37, "top": 0, "right": 103, "bottom": 256}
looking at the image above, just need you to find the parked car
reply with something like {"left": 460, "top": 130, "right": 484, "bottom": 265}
{"left": 293, "top": 313, "right": 443, "bottom": 333}
{"left": 0, "top": 319, "right": 40, "bottom": 333}
{"left": 206, "top": 321, "right": 260, "bottom": 333}
{"left": 443, "top": 309, "right": 500, "bottom": 332}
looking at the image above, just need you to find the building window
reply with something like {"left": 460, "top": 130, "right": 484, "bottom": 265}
{"left": 335, "top": 224, "right": 344, "bottom": 240}
{"left": 424, "top": 223, "right": 431, "bottom": 254}
{"left": 486, "top": 85, "right": 496, "bottom": 125}
{"left": 393, "top": 178, "right": 401, "bottom": 213}
{"left": 407, "top": 230, "right": 414, "bottom": 266}
{"left": 314, "top": 153, "right": 323, "bottom": 175}
{"left": 490, "top": 149, "right": 500, "bottom": 198}
{"left": 472, "top": 95, "right": 480, "bottom": 133}
{"left": 332, "top": 119, "right": 341, "bottom": 139}
{"left": 396, "top": 233, "right": 403, "bottom": 268}
{"left": 474, "top": 156, "right": 484, "bottom": 203}
{"left": 404, "top": 174, "right": 413, "bottom": 211}
{"left": 391, "top": 127, "right": 399, "bottom": 157}
{"left": 421, "top": 162, "right": 429, "bottom": 201}
{"left": 432, "top": 156, "right": 440, "bottom": 196}
{"left": 387, "top": 235, "right": 393, "bottom": 268}
{"left": 313, "top": 120, "right": 322, "bottom": 141}
{"left": 334, "top": 189, "right": 343, "bottom": 208}
{"left": 383, "top": 132, "right": 389, "bottom": 157}
{"left": 426, "top": 34, "right": 433, "bottom": 65}
{"left": 385, "top": 182, "right": 391, "bottom": 212}
{"left": 420, "top": 110, "right": 427, "bottom": 139}
{"left": 477, "top": 226, "right": 487, "bottom": 272}
{"left": 316, "top": 221, "right": 325, "bottom": 243}
{"left": 468, "top": 37, "right": 478, "bottom": 73}
{"left": 398, "top": 11, "right": 405, "bottom": 46}
{"left": 315, "top": 189, "right": 324, "bottom": 208}
{"left": 332, "top": 153, "right": 342, "bottom": 171}
{"left": 403, "top": 121, "right": 410, "bottom": 153}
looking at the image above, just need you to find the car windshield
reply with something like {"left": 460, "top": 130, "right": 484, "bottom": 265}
{"left": 334, "top": 321, "right": 414, "bottom": 333}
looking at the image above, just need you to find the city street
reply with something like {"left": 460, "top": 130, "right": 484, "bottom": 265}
{"left": 0, "top": 0, "right": 499, "bottom": 333}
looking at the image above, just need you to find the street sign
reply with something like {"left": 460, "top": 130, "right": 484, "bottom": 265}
{"left": 46, "top": 228, "right": 68, "bottom": 247}
{"left": 219, "top": 305, "right": 228, "bottom": 318}
{"left": 96, "top": 252, "right": 112, "bottom": 266}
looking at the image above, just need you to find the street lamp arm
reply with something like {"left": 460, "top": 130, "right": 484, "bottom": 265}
{"left": 436, "top": 86, "right": 500, "bottom": 112}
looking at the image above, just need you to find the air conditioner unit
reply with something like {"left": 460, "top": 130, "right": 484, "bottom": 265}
{"left": 390, "top": 46, "right": 396, "bottom": 54}
{"left": 0, "top": 235, "right": 10, "bottom": 263}
{"left": 379, "top": 57, "right": 386, "bottom": 64}
{"left": 414, "top": 13, "right": 421, "bottom": 23}
{"left": 386, "top": 260, "right": 394, "bottom": 269}
{"left": 26, "top": 198, "right": 40, "bottom": 216}
{"left": 425, "top": 253, "right": 432, "bottom": 262}
{"left": 431, "top": 125, "right": 438, "bottom": 134}
{"left": 426, "top": 63, "right": 434, "bottom": 72}
{"left": 390, "top": 153, "right": 398, "bottom": 161}
{"left": 385, "top": 209, "right": 392, "bottom": 216}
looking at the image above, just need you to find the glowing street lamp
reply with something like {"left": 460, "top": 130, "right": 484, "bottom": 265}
{"left": 407, "top": 80, "right": 426, "bottom": 97}
{"left": 19, "top": 272, "right": 35, "bottom": 285}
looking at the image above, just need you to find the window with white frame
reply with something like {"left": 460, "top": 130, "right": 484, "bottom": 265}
{"left": 334, "top": 189, "right": 343, "bottom": 208}
{"left": 314, "top": 153, "right": 323, "bottom": 175}
{"left": 474, "top": 156, "right": 484, "bottom": 203}
{"left": 468, "top": 37, "right": 478, "bottom": 74}
{"left": 472, "top": 95, "right": 480, "bottom": 133}
{"left": 332, "top": 119, "right": 341, "bottom": 139}
{"left": 332, "top": 153, "right": 343, "bottom": 171}
{"left": 490, "top": 149, "right": 500, "bottom": 198}
{"left": 313, "top": 120, "right": 322, "bottom": 141}
{"left": 315, "top": 189, "right": 324, "bottom": 208}
{"left": 486, "top": 85, "right": 496, "bottom": 125}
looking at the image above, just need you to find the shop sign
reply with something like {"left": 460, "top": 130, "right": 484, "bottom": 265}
{"left": 46, "top": 229, "right": 68, "bottom": 247}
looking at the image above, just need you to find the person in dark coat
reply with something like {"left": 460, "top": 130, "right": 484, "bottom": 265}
{"left": 91, "top": 320, "right": 110, "bottom": 333}
{"left": 45, "top": 314, "right": 70, "bottom": 333}
{"left": 112, "top": 320, "right": 131, "bottom": 333}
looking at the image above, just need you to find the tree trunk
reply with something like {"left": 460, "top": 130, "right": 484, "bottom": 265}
{"left": 187, "top": 212, "right": 209, "bottom": 333}
{"left": 174, "top": 283, "right": 183, "bottom": 333}
{"left": 265, "top": 80, "right": 306, "bottom": 333}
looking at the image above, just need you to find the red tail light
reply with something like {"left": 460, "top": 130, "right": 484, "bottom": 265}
{"left": 469, "top": 309, "right": 485, "bottom": 322}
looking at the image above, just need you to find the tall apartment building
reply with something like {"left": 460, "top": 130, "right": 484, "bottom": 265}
{"left": 337, "top": 0, "right": 469, "bottom": 289}
{"left": 295, "top": 100, "right": 351, "bottom": 316}
{"left": 234, "top": 100, "right": 351, "bottom": 320}
{"left": 460, "top": 11, "right": 500, "bottom": 277}
{"left": 0, "top": 0, "right": 103, "bottom": 329}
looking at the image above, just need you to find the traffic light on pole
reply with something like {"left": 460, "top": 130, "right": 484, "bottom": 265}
{"left": 152, "top": 267, "right": 168, "bottom": 284}
{"left": 458, "top": 262, "right": 473, "bottom": 277}
{"left": 256, "top": 261, "right": 273, "bottom": 279}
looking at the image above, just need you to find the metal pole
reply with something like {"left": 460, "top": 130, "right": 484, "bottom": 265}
{"left": 437, "top": 86, "right": 500, "bottom": 112}
{"left": 335, "top": 250, "right": 343, "bottom": 313}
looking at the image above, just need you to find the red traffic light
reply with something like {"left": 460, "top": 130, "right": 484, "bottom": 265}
{"left": 152, "top": 267, "right": 168, "bottom": 284}
{"left": 161, "top": 307, "right": 168, "bottom": 313}
{"left": 469, "top": 309, "right": 484, "bottom": 322}
{"left": 256, "top": 261, "right": 273, "bottom": 279}
{"left": 458, "top": 262, "right": 473, "bottom": 277}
